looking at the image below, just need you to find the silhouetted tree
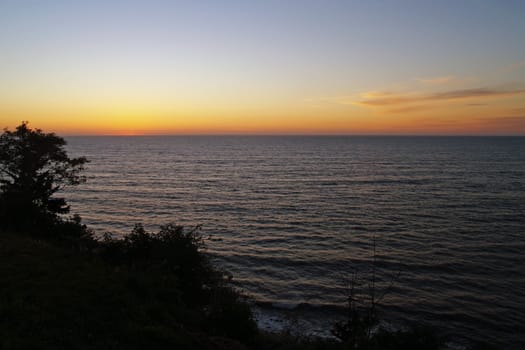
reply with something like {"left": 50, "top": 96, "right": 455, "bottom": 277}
{"left": 0, "top": 122, "right": 88, "bottom": 231}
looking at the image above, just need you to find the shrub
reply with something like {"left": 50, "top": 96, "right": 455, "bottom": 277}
{"left": 205, "top": 286, "right": 258, "bottom": 342}
{"left": 97, "top": 223, "right": 258, "bottom": 343}
{"left": 372, "top": 326, "right": 443, "bottom": 350}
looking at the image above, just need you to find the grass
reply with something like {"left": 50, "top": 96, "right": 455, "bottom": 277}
{"left": 0, "top": 231, "right": 245, "bottom": 349}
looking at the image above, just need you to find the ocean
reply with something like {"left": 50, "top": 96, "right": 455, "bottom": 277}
{"left": 64, "top": 136, "right": 525, "bottom": 349}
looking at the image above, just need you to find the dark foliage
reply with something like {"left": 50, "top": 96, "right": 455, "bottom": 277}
{"left": 52, "top": 214, "right": 97, "bottom": 250}
{"left": 205, "top": 286, "right": 258, "bottom": 342}
{"left": 467, "top": 341, "right": 503, "bottom": 350}
{"left": 331, "top": 271, "right": 378, "bottom": 348}
{"left": 371, "top": 326, "right": 443, "bottom": 350}
{"left": 332, "top": 237, "right": 398, "bottom": 349}
{"left": 99, "top": 224, "right": 220, "bottom": 305}
{"left": 0, "top": 122, "right": 87, "bottom": 233}
{"left": 0, "top": 231, "right": 212, "bottom": 350}
{"left": 97, "top": 223, "right": 258, "bottom": 342}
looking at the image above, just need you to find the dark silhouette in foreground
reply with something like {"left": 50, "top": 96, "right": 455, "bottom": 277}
{"left": 0, "top": 122, "right": 87, "bottom": 234}
{"left": 0, "top": 226, "right": 257, "bottom": 350}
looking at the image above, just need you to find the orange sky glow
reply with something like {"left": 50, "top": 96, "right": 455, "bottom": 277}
{"left": 1, "top": 1, "right": 524, "bottom": 135}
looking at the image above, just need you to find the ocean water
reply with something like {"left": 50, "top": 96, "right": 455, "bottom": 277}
{"left": 64, "top": 136, "right": 525, "bottom": 349}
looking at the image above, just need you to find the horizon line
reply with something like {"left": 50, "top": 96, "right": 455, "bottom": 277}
{"left": 61, "top": 133, "right": 525, "bottom": 137}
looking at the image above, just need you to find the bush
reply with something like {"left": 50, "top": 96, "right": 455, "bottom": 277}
{"left": 372, "top": 326, "right": 443, "bottom": 350}
{"left": 205, "top": 286, "right": 258, "bottom": 342}
{"left": 96, "top": 223, "right": 258, "bottom": 343}
{"left": 99, "top": 224, "right": 220, "bottom": 305}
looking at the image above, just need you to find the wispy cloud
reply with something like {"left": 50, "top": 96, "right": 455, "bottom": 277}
{"left": 308, "top": 85, "right": 525, "bottom": 117}
{"left": 431, "top": 87, "right": 524, "bottom": 100}
{"left": 465, "top": 103, "right": 488, "bottom": 107}
{"left": 477, "top": 115, "right": 525, "bottom": 123}
{"left": 355, "top": 87, "right": 525, "bottom": 108}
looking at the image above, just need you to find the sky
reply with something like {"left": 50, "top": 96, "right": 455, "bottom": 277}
{"left": 1, "top": 0, "right": 525, "bottom": 135}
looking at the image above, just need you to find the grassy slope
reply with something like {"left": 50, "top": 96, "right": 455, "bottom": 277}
{"left": 0, "top": 232, "right": 245, "bottom": 350}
